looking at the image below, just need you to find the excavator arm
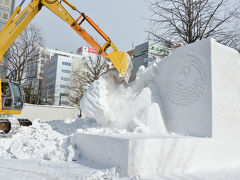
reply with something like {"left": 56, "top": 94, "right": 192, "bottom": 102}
{"left": 0, "top": 0, "right": 41, "bottom": 61}
{"left": 0, "top": 0, "right": 132, "bottom": 133}
{"left": 0, "top": 0, "right": 132, "bottom": 82}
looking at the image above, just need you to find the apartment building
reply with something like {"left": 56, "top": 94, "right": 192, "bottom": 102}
{"left": 41, "top": 47, "right": 96, "bottom": 106}
{"left": 25, "top": 47, "right": 81, "bottom": 89}
{"left": 27, "top": 47, "right": 80, "bottom": 81}
{"left": 44, "top": 53, "right": 74, "bottom": 106}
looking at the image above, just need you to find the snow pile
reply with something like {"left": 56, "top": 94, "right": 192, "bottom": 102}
{"left": 0, "top": 120, "right": 80, "bottom": 161}
{"left": 80, "top": 62, "right": 167, "bottom": 134}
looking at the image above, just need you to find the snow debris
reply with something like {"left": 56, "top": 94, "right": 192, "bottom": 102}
{"left": 0, "top": 120, "right": 80, "bottom": 162}
{"left": 80, "top": 60, "right": 168, "bottom": 135}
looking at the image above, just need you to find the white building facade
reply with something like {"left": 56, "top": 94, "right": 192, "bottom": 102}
{"left": 0, "top": 0, "right": 14, "bottom": 29}
{"left": 42, "top": 47, "right": 97, "bottom": 106}
{"left": 45, "top": 54, "right": 73, "bottom": 106}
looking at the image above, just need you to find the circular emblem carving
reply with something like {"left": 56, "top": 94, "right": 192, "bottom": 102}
{"left": 164, "top": 53, "right": 208, "bottom": 106}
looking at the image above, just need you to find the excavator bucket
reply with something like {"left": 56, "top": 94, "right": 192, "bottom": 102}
{"left": 107, "top": 51, "right": 133, "bottom": 83}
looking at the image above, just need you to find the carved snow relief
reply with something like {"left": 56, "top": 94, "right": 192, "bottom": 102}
{"left": 164, "top": 53, "right": 208, "bottom": 106}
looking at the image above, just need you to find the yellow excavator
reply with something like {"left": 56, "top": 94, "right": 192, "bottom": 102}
{"left": 0, "top": 0, "right": 132, "bottom": 133}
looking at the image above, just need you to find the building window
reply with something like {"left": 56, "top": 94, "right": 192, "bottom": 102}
{"left": 47, "top": 77, "right": 55, "bottom": 83}
{"left": 0, "top": 0, "right": 3, "bottom": 5}
{"left": 61, "top": 77, "right": 70, "bottom": 81}
{"left": 4, "top": 0, "right": 10, "bottom": 6}
{"left": 62, "top": 69, "right": 71, "bottom": 73}
{"left": 41, "top": 52, "right": 46, "bottom": 58}
{"left": 47, "top": 85, "right": 54, "bottom": 89}
{"left": 60, "top": 93, "right": 69, "bottom": 97}
{"left": 60, "top": 101, "right": 69, "bottom": 105}
{"left": 2, "top": 13, "right": 9, "bottom": 20}
{"left": 55, "top": 53, "right": 69, "bottom": 57}
{"left": 62, "top": 61, "right": 71, "bottom": 66}
{"left": 46, "top": 53, "right": 50, "bottom": 59}
{"left": 60, "top": 85, "right": 70, "bottom": 89}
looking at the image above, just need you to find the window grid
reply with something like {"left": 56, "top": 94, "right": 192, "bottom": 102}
{"left": 62, "top": 69, "right": 71, "bottom": 74}
{"left": 62, "top": 61, "right": 71, "bottom": 66}
{"left": 61, "top": 77, "right": 70, "bottom": 81}
{"left": 4, "top": 0, "right": 10, "bottom": 6}
{"left": 2, "top": 13, "right": 9, "bottom": 20}
{"left": 60, "top": 85, "right": 70, "bottom": 89}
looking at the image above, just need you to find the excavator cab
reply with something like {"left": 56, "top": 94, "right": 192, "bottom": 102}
{"left": 1, "top": 80, "right": 24, "bottom": 112}
{"left": 0, "top": 79, "right": 31, "bottom": 134}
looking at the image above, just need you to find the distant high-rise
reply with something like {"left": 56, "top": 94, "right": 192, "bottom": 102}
{"left": 41, "top": 47, "right": 97, "bottom": 106}
{"left": 0, "top": 0, "right": 15, "bottom": 29}
{"left": 0, "top": 0, "right": 15, "bottom": 78}
{"left": 40, "top": 48, "right": 84, "bottom": 106}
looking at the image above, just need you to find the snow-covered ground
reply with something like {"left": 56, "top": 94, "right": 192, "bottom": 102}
{"left": 0, "top": 120, "right": 119, "bottom": 180}
{"left": 0, "top": 158, "right": 118, "bottom": 180}
{"left": 1, "top": 119, "right": 240, "bottom": 180}
{"left": 144, "top": 164, "right": 240, "bottom": 180}
{"left": 1, "top": 154, "right": 240, "bottom": 180}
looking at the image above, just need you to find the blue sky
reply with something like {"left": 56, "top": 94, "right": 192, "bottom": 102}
{"left": 26, "top": 0, "right": 151, "bottom": 53}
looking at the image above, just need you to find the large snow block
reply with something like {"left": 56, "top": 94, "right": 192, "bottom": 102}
{"left": 73, "top": 133, "right": 240, "bottom": 177}
{"left": 73, "top": 133, "right": 130, "bottom": 175}
{"left": 154, "top": 38, "right": 240, "bottom": 137}
{"left": 72, "top": 39, "right": 240, "bottom": 177}
{"left": 155, "top": 39, "right": 212, "bottom": 137}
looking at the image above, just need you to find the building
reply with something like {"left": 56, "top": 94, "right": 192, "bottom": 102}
{"left": 25, "top": 47, "right": 80, "bottom": 90}
{"left": 27, "top": 47, "right": 77, "bottom": 81}
{"left": 40, "top": 48, "right": 83, "bottom": 106}
{"left": 28, "top": 47, "right": 97, "bottom": 81}
{"left": 0, "top": 0, "right": 15, "bottom": 29}
{"left": 41, "top": 47, "right": 98, "bottom": 106}
{"left": 76, "top": 46, "right": 98, "bottom": 60}
{"left": 44, "top": 54, "right": 73, "bottom": 106}
{"left": 0, "top": 0, "right": 15, "bottom": 78}
{"left": 129, "top": 41, "right": 173, "bottom": 81}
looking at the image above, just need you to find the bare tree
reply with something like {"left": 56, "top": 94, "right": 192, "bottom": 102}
{"left": 70, "top": 54, "right": 109, "bottom": 109}
{"left": 4, "top": 24, "right": 43, "bottom": 84}
{"left": 4, "top": 24, "right": 44, "bottom": 104}
{"left": 147, "top": 0, "right": 240, "bottom": 50}
{"left": 69, "top": 70, "right": 86, "bottom": 109}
